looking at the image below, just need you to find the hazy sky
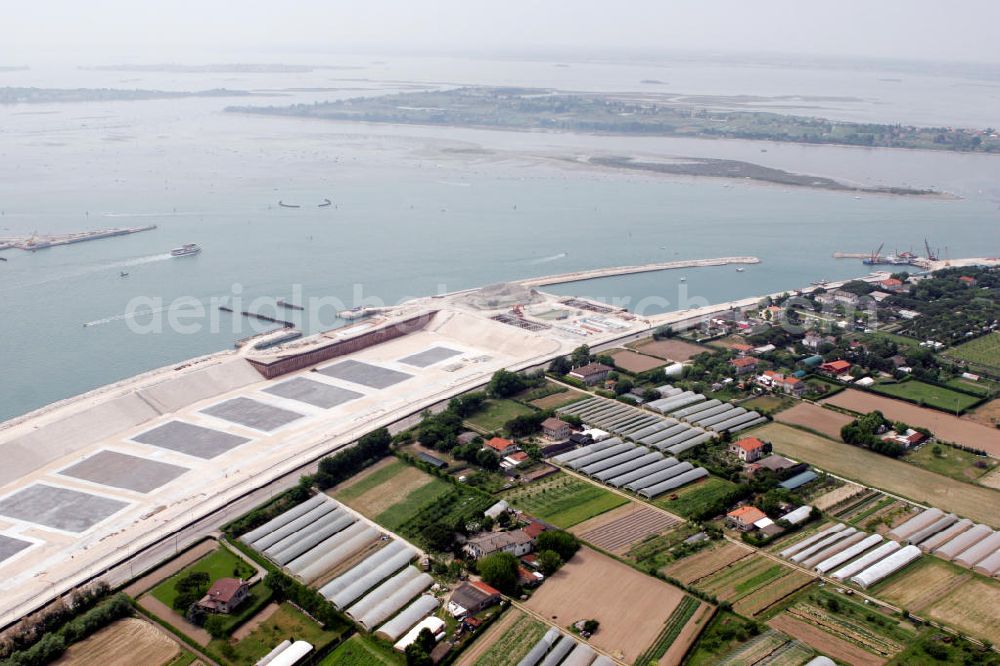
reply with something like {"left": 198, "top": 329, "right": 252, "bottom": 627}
{"left": 4, "top": 0, "right": 1000, "bottom": 64}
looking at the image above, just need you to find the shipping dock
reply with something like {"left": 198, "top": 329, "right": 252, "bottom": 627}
{"left": 0, "top": 225, "right": 156, "bottom": 251}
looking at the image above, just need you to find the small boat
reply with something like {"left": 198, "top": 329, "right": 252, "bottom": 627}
{"left": 120, "top": 271, "right": 129, "bottom": 277}
{"left": 0, "top": 257, "right": 7, "bottom": 262}
{"left": 736, "top": 267, "right": 745, "bottom": 272}
{"left": 680, "top": 276, "right": 687, "bottom": 282}
{"left": 171, "top": 243, "right": 201, "bottom": 257}
{"left": 318, "top": 198, "right": 332, "bottom": 208}
{"left": 278, "top": 201, "right": 300, "bottom": 208}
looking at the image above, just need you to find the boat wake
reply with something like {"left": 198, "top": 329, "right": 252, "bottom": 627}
{"left": 529, "top": 252, "right": 568, "bottom": 265}
{"left": 0, "top": 253, "right": 174, "bottom": 292}
{"left": 83, "top": 305, "right": 172, "bottom": 328}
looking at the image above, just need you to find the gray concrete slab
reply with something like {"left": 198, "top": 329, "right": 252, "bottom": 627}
{"left": 0, "top": 535, "right": 31, "bottom": 563}
{"left": 59, "top": 451, "right": 189, "bottom": 493}
{"left": 398, "top": 346, "right": 462, "bottom": 367}
{"left": 316, "top": 359, "right": 413, "bottom": 389}
{"left": 263, "top": 377, "right": 363, "bottom": 409}
{"left": 0, "top": 485, "right": 129, "bottom": 533}
{"left": 201, "top": 397, "right": 304, "bottom": 431}
{"left": 133, "top": 420, "right": 251, "bottom": 458}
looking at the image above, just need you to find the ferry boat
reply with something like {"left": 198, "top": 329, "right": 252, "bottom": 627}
{"left": 171, "top": 243, "right": 201, "bottom": 257}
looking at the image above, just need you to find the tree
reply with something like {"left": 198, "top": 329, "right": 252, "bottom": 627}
{"left": 204, "top": 614, "right": 229, "bottom": 639}
{"left": 477, "top": 552, "right": 520, "bottom": 594}
{"left": 405, "top": 643, "right": 433, "bottom": 666}
{"left": 488, "top": 369, "right": 527, "bottom": 398}
{"left": 582, "top": 619, "right": 600, "bottom": 634}
{"left": 537, "top": 549, "right": 563, "bottom": 575}
{"left": 172, "top": 571, "right": 210, "bottom": 611}
{"left": 424, "top": 523, "right": 455, "bottom": 552}
{"left": 548, "top": 355, "right": 572, "bottom": 375}
{"left": 570, "top": 345, "right": 591, "bottom": 367}
{"left": 475, "top": 449, "right": 501, "bottom": 471}
{"left": 535, "top": 530, "right": 580, "bottom": 561}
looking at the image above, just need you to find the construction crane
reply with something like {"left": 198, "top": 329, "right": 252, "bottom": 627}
{"left": 924, "top": 238, "right": 938, "bottom": 261}
{"left": 863, "top": 242, "right": 884, "bottom": 265}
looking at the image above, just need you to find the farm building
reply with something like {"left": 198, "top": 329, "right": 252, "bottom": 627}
{"left": 417, "top": 452, "right": 447, "bottom": 469}
{"left": 779, "top": 505, "right": 813, "bottom": 526}
{"left": 197, "top": 578, "right": 249, "bottom": 614}
{"left": 447, "top": 581, "right": 501, "bottom": 617}
{"left": 264, "top": 641, "right": 313, "bottom": 666}
{"left": 375, "top": 595, "right": 440, "bottom": 641}
{"left": 568, "top": 362, "right": 612, "bottom": 385}
{"left": 780, "top": 523, "right": 846, "bottom": 559}
{"left": 954, "top": 530, "right": 1000, "bottom": 568}
{"left": 935, "top": 523, "right": 993, "bottom": 559}
{"left": 727, "top": 505, "right": 767, "bottom": 532}
{"left": 818, "top": 360, "right": 851, "bottom": 375}
{"left": 889, "top": 507, "right": 944, "bottom": 541}
{"left": 484, "top": 500, "right": 510, "bottom": 520}
{"left": 790, "top": 527, "right": 858, "bottom": 564}
{"left": 918, "top": 518, "right": 973, "bottom": 552}
{"left": 394, "top": 616, "right": 445, "bottom": 652}
{"left": 542, "top": 417, "right": 571, "bottom": 439}
{"left": 729, "top": 437, "right": 766, "bottom": 462}
{"left": 814, "top": 534, "right": 883, "bottom": 574}
{"left": 905, "top": 513, "right": 959, "bottom": 546}
{"left": 485, "top": 437, "right": 518, "bottom": 456}
{"left": 779, "top": 470, "right": 818, "bottom": 490}
{"left": 463, "top": 529, "right": 533, "bottom": 559}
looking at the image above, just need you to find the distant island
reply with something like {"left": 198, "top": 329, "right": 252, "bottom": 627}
{"left": 0, "top": 87, "right": 255, "bottom": 104}
{"left": 225, "top": 86, "right": 1000, "bottom": 153}
{"left": 585, "top": 156, "right": 939, "bottom": 196}
{"left": 81, "top": 63, "right": 362, "bottom": 73}
{"left": 0, "top": 66, "right": 28, "bottom": 72}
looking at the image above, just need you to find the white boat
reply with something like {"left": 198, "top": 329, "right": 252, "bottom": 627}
{"left": 736, "top": 267, "right": 745, "bottom": 272}
{"left": 171, "top": 243, "right": 201, "bottom": 257}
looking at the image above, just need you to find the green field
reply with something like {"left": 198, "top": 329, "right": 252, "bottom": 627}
{"left": 944, "top": 376, "right": 995, "bottom": 397}
{"left": 151, "top": 546, "right": 255, "bottom": 608}
{"left": 464, "top": 399, "right": 537, "bottom": 432}
{"left": 319, "top": 633, "right": 402, "bottom": 666}
{"left": 653, "top": 476, "right": 738, "bottom": 518}
{"left": 870, "top": 380, "right": 981, "bottom": 412}
{"left": 503, "top": 473, "right": 628, "bottom": 528}
{"left": 685, "top": 612, "right": 765, "bottom": 666}
{"left": 212, "top": 602, "right": 348, "bottom": 665}
{"left": 906, "top": 444, "right": 996, "bottom": 484}
{"left": 374, "top": 480, "right": 454, "bottom": 531}
{"left": 944, "top": 332, "right": 1000, "bottom": 371}
{"left": 741, "top": 395, "right": 795, "bottom": 414}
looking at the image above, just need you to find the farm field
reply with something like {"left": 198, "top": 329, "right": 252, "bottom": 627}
{"left": 455, "top": 609, "right": 547, "bottom": 666}
{"left": 685, "top": 612, "right": 773, "bottom": 666}
{"left": 774, "top": 402, "right": 854, "bottom": 439}
{"left": 811, "top": 482, "right": 866, "bottom": 512}
{"left": 524, "top": 547, "right": 687, "bottom": 663}
{"left": 694, "top": 553, "right": 814, "bottom": 618}
{"left": 634, "top": 596, "right": 707, "bottom": 665}
{"left": 653, "top": 476, "right": 738, "bottom": 518}
{"left": 821, "top": 389, "right": 1000, "bottom": 456}
{"left": 875, "top": 558, "right": 1000, "bottom": 644}
{"left": 150, "top": 547, "right": 255, "bottom": 609}
{"left": 609, "top": 349, "right": 667, "bottom": 373}
{"left": 214, "top": 602, "right": 346, "bottom": 665}
{"left": 332, "top": 458, "right": 448, "bottom": 521}
{"left": 753, "top": 422, "right": 1000, "bottom": 527}
{"left": 570, "top": 503, "right": 680, "bottom": 554}
{"left": 320, "top": 633, "right": 402, "bottom": 666}
{"left": 54, "top": 618, "right": 180, "bottom": 666}
{"left": 944, "top": 331, "right": 1000, "bottom": 370}
{"left": 905, "top": 444, "right": 996, "bottom": 484}
{"left": 870, "top": 380, "right": 980, "bottom": 413}
{"left": 782, "top": 588, "right": 914, "bottom": 662}
{"left": 966, "top": 398, "right": 1000, "bottom": 428}
{"left": 714, "top": 629, "right": 813, "bottom": 666}
{"left": 464, "top": 399, "right": 536, "bottom": 432}
{"left": 632, "top": 338, "right": 707, "bottom": 362}
{"left": 662, "top": 541, "right": 753, "bottom": 585}
{"left": 528, "top": 389, "right": 588, "bottom": 410}
{"left": 945, "top": 376, "right": 995, "bottom": 397}
{"left": 740, "top": 394, "right": 795, "bottom": 414}
{"left": 769, "top": 613, "right": 886, "bottom": 666}
{"left": 503, "top": 473, "right": 628, "bottom": 528}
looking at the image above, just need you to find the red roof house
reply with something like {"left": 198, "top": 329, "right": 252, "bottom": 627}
{"left": 730, "top": 356, "right": 760, "bottom": 374}
{"left": 729, "top": 437, "right": 767, "bottom": 462}
{"left": 485, "top": 437, "right": 518, "bottom": 456}
{"left": 819, "top": 359, "right": 851, "bottom": 375}
{"left": 197, "top": 578, "right": 249, "bottom": 614}
{"left": 726, "top": 505, "right": 768, "bottom": 531}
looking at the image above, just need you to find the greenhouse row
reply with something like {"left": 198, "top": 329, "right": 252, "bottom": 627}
{"left": 558, "top": 397, "right": 714, "bottom": 456}
{"left": 516, "top": 626, "right": 614, "bottom": 666}
{"left": 891, "top": 506, "right": 1000, "bottom": 576}
{"left": 778, "top": 521, "right": 922, "bottom": 587}
{"left": 552, "top": 437, "right": 709, "bottom": 498}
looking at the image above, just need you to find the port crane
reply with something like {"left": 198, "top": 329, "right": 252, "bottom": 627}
{"left": 924, "top": 238, "right": 939, "bottom": 261}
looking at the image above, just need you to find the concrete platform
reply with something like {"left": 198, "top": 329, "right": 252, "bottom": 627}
{"left": 0, "top": 535, "right": 31, "bottom": 563}
{"left": 59, "top": 451, "right": 189, "bottom": 493}
{"left": 201, "top": 397, "right": 304, "bottom": 432}
{"left": 133, "top": 421, "right": 251, "bottom": 459}
{"left": 263, "top": 377, "right": 363, "bottom": 409}
{"left": 0, "top": 485, "right": 129, "bottom": 533}
{"left": 398, "top": 346, "right": 462, "bottom": 368}
{"left": 316, "top": 359, "right": 413, "bottom": 389}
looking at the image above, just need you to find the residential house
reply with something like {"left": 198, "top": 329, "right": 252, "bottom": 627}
{"left": 746, "top": 454, "right": 807, "bottom": 478}
{"left": 568, "top": 362, "right": 612, "bottom": 385}
{"left": 883, "top": 428, "right": 927, "bottom": 449}
{"left": 484, "top": 437, "right": 518, "bottom": 457}
{"left": 501, "top": 451, "right": 530, "bottom": 470}
{"left": 197, "top": 578, "right": 249, "bottom": 614}
{"left": 541, "top": 417, "right": 571, "bottom": 440}
{"left": 777, "top": 376, "right": 805, "bottom": 396}
{"left": 833, "top": 290, "right": 862, "bottom": 306}
{"left": 730, "top": 437, "right": 767, "bottom": 463}
{"left": 446, "top": 581, "right": 501, "bottom": 618}
{"left": 958, "top": 275, "right": 978, "bottom": 287}
{"left": 880, "top": 278, "right": 906, "bottom": 293}
{"left": 730, "top": 356, "right": 760, "bottom": 375}
{"left": 868, "top": 290, "right": 892, "bottom": 303}
{"left": 463, "top": 529, "right": 534, "bottom": 559}
{"left": 731, "top": 343, "right": 754, "bottom": 356}
{"left": 726, "top": 506, "right": 768, "bottom": 532}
